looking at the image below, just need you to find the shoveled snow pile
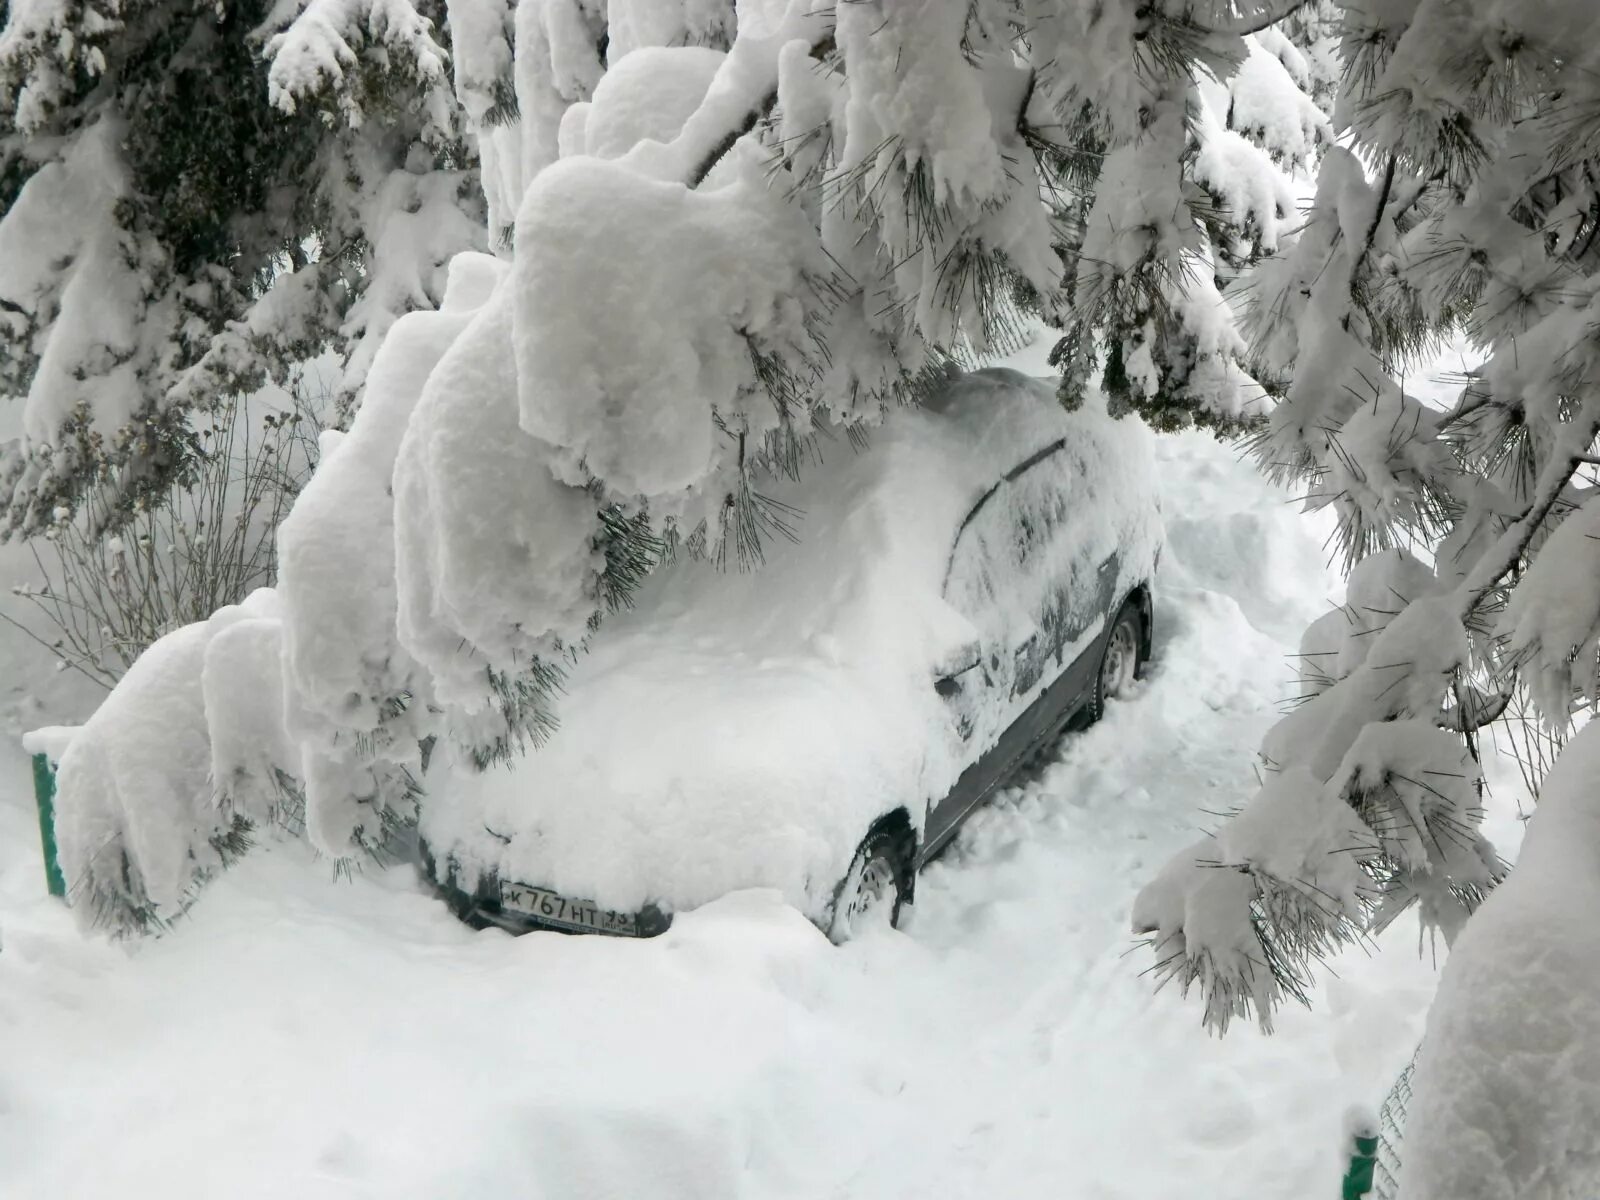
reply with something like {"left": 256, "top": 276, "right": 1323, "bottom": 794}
{"left": 0, "top": 365, "right": 1506, "bottom": 1198}
{"left": 424, "top": 368, "right": 1159, "bottom": 921}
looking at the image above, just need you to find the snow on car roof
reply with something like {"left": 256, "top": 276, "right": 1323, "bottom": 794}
{"left": 422, "top": 369, "right": 1159, "bottom": 920}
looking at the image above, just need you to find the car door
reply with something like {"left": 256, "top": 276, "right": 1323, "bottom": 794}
{"left": 922, "top": 438, "right": 1117, "bottom": 857}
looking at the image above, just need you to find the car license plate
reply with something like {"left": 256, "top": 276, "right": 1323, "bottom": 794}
{"left": 498, "top": 881, "right": 639, "bottom": 936}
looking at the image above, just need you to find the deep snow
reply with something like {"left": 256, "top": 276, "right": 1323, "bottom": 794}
{"left": 0, "top": 341, "right": 1528, "bottom": 1199}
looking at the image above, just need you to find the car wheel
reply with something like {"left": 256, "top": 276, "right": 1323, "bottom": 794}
{"left": 1087, "top": 600, "right": 1143, "bottom": 724}
{"left": 829, "top": 828, "right": 908, "bottom": 943}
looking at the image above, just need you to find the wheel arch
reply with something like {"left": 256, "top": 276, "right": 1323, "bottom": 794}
{"left": 858, "top": 806, "right": 919, "bottom": 902}
{"left": 1125, "top": 581, "right": 1154, "bottom": 665}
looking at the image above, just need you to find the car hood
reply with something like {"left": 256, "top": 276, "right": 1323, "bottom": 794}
{"left": 425, "top": 654, "right": 935, "bottom": 921}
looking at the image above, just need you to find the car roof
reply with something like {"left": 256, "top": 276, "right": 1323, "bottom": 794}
{"left": 582, "top": 368, "right": 1086, "bottom": 652}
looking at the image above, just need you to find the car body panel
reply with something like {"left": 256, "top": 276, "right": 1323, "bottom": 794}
{"left": 921, "top": 607, "right": 1106, "bottom": 864}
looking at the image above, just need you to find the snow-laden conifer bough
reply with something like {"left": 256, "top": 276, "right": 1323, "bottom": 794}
{"left": 0, "top": 0, "right": 487, "bottom": 537}
{"left": 1125, "top": 3, "right": 1600, "bottom": 1196}
{"left": 0, "top": 0, "right": 1327, "bottom": 535}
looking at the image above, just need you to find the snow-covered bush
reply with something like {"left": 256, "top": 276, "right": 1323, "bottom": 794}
{"left": 1133, "top": 0, "right": 1600, "bottom": 1115}
{"left": 54, "top": 590, "right": 291, "bottom": 931}
{"left": 45, "top": 1, "right": 1331, "bottom": 922}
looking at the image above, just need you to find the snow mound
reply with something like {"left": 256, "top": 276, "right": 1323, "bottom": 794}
{"left": 279, "top": 252, "right": 500, "bottom": 854}
{"left": 203, "top": 603, "right": 297, "bottom": 829}
{"left": 393, "top": 277, "right": 601, "bottom": 714}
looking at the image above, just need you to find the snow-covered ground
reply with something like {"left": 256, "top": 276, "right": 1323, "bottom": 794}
{"left": 0, "top": 356, "right": 1528, "bottom": 1199}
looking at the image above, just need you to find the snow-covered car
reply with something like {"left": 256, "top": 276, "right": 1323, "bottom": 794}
{"left": 418, "top": 368, "right": 1162, "bottom": 940}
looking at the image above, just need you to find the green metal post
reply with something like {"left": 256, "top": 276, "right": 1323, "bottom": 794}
{"left": 1343, "top": 1131, "right": 1379, "bottom": 1200}
{"left": 31, "top": 752, "right": 67, "bottom": 898}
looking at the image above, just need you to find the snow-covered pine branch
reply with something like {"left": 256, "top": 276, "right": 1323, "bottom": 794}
{"left": 261, "top": 0, "right": 451, "bottom": 121}
{"left": 343, "top": 0, "right": 1333, "bottom": 854}
{"left": 1047, "top": 0, "right": 1332, "bottom": 431}
{"left": 0, "top": 0, "right": 484, "bottom": 539}
{"left": 1135, "top": 0, "right": 1600, "bottom": 1096}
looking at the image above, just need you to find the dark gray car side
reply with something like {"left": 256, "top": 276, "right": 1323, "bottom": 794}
{"left": 919, "top": 437, "right": 1153, "bottom": 868}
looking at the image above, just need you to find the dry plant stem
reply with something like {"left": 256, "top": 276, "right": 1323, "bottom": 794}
{"left": 2, "top": 389, "right": 322, "bottom": 686}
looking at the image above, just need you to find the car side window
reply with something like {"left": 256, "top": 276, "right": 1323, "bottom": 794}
{"left": 941, "top": 436, "right": 1115, "bottom": 735}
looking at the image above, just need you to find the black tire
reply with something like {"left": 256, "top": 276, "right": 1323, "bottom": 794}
{"left": 828, "top": 826, "right": 910, "bottom": 943}
{"left": 1085, "top": 599, "right": 1144, "bottom": 726}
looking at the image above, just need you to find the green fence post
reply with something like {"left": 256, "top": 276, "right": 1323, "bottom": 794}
{"left": 31, "top": 752, "right": 67, "bottom": 898}
{"left": 1343, "top": 1129, "right": 1379, "bottom": 1200}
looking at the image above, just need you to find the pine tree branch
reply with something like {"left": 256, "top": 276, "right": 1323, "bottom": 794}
{"left": 1456, "top": 396, "right": 1600, "bottom": 612}
{"left": 1441, "top": 388, "right": 1493, "bottom": 427}
{"left": 1360, "top": 156, "right": 1398, "bottom": 261}
{"left": 687, "top": 95, "right": 779, "bottom": 191}
{"left": 1437, "top": 682, "right": 1513, "bottom": 733}
{"left": 1191, "top": 0, "right": 1314, "bottom": 38}
{"left": 1340, "top": 155, "right": 1398, "bottom": 335}
{"left": 686, "top": 33, "right": 836, "bottom": 190}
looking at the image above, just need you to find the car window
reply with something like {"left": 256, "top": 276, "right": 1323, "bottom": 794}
{"left": 943, "top": 439, "right": 1070, "bottom": 637}
{"left": 942, "top": 436, "right": 1117, "bottom": 734}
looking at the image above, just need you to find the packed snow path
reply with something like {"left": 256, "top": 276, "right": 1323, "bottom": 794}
{"left": 0, "top": 430, "right": 1467, "bottom": 1199}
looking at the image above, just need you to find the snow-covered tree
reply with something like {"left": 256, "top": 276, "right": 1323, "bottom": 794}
{"left": 1049, "top": 0, "right": 1333, "bottom": 430}
{"left": 46, "top": 0, "right": 1330, "bottom": 929}
{"left": 1394, "top": 719, "right": 1600, "bottom": 1200}
{"left": 0, "top": 0, "right": 484, "bottom": 538}
{"left": 1133, "top": 1, "right": 1600, "bottom": 1114}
